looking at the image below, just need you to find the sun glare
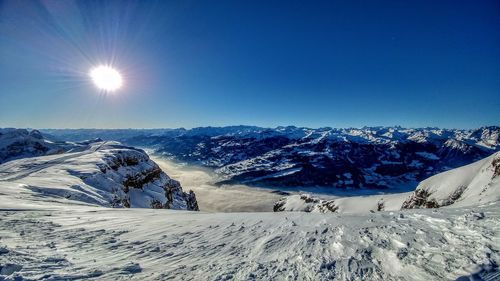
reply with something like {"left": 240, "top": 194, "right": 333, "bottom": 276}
{"left": 89, "top": 66, "right": 123, "bottom": 92}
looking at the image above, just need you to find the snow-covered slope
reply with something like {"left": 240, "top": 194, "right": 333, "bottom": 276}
{"left": 402, "top": 151, "right": 500, "bottom": 209}
{"left": 0, "top": 141, "right": 198, "bottom": 211}
{"left": 274, "top": 152, "right": 500, "bottom": 213}
{"left": 273, "top": 193, "right": 410, "bottom": 214}
{"left": 0, "top": 199, "right": 498, "bottom": 280}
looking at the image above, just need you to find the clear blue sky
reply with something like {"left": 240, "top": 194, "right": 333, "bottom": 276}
{"left": 0, "top": 0, "right": 499, "bottom": 129}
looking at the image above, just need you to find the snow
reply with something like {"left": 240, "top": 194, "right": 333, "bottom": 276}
{"left": 0, "top": 136, "right": 499, "bottom": 280}
{"left": 408, "top": 160, "right": 423, "bottom": 168}
{"left": 415, "top": 152, "right": 440, "bottom": 160}
{"left": 0, "top": 141, "right": 197, "bottom": 211}
{"left": 275, "top": 152, "right": 500, "bottom": 213}
{"left": 274, "top": 193, "right": 410, "bottom": 214}
{"left": 0, "top": 200, "right": 497, "bottom": 280}
{"left": 0, "top": 128, "right": 65, "bottom": 164}
{"left": 403, "top": 151, "right": 500, "bottom": 208}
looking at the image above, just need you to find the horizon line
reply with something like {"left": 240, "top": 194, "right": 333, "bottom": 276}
{"left": 2, "top": 124, "right": 499, "bottom": 131}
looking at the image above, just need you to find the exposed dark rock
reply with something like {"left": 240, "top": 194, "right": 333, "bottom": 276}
{"left": 150, "top": 199, "right": 164, "bottom": 209}
{"left": 401, "top": 189, "right": 439, "bottom": 209}
{"left": 377, "top": 201, "right": 385, "bottom": 211}
{"left": 441, "top": 185, "right": 467, "bottom": 206}
{"left": 492, "top": 157, "right": 500, "bottom": 178}
{"left": 300, "top": 194, "right": 319, "bottom": 203}
{"left": 274, "top": 195, "right": 338, "bottom": 213}
{"left": 273, "top": 200, "right": 286, "bottom": 212}
{"left": 185, "top": 190, "right": 199, "bottom": 211}
{"left": 123, "top": 167, "right": 162, "bottom": 190}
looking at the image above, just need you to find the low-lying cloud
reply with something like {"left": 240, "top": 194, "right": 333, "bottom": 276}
{"left": 152, "top": 157, "right": 283, "bottom": 212}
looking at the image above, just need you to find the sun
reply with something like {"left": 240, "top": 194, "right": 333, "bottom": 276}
{"left": 89, "top": 66, "right": 123, "bottom": 92}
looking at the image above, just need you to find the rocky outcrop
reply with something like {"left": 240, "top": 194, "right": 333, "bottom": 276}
{"left": 88, "top": 142, "right": 199, "bottom": 211}
{"left": 492, "top": 157, "right": 500, "bottom": 178}
{"left": 400, "top": 189, "right": 440, "bottom": 209}
{"left": 274, "top": 194, "right": 339, "bottom": 213}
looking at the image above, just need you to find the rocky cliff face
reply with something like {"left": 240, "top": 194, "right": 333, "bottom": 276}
{"left": 0, "top": 139, "right": 199, "bottom": 211}
{"left": 92, "top": 143, "right": 199, "bottom": 210}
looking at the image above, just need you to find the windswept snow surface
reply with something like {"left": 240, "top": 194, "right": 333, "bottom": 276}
{"left": 0, "top": 202, "right": 498, "bottom": 280}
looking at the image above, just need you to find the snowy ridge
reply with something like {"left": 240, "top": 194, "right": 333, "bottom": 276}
{"left": 273, "top": 193, "right": 409, "bottom": 214}
{"left": 274, "top": 152, "right": 500, "bottom": 213}
{"left": 0, "top": 141, "right": 198, "bottom": 211}
{"left": 402, "top": 151, "right": 500, "bottom": 208}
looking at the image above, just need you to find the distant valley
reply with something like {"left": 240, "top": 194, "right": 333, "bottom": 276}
{"left": 42, "top": 126, "right": 500, "bottom": 191}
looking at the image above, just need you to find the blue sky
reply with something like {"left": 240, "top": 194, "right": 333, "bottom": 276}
{"left": 0, "top": 0, "right": 499, "bottom": 129}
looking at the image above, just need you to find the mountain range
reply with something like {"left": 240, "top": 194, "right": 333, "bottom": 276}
{"left": 0, "top": 127, "right": 499, "bottom": 280}
{"left": 42, "top": 126, "right": 500, "bottom": 190}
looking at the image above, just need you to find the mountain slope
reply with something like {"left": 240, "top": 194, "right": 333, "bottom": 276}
{"left": 274, "top": 152, "right": 500, "bottom": 213}
{"left": 402, "top": 151, "right": 500, "bottom": 208}
{"left": 0, "top": 141, "right": 198, "bottom": 211}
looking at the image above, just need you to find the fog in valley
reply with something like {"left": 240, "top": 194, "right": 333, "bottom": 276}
{"left": 151, "top": 156, "right": 283, "bottom": 212}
